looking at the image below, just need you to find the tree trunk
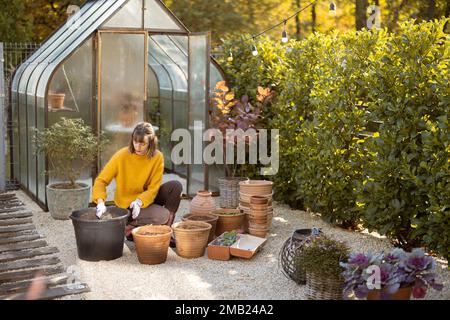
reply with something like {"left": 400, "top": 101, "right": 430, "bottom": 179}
{"left": 294, "top": 0, "right": 301, "bottom": 40}
{"left": 311, "top": 3, "right": 316, "bottom": 34}
{"left": 427, "top": 0, "right": 436, "bottom": 21}
{"left": 355, "top": 0, "right": 369, "bottom": 30}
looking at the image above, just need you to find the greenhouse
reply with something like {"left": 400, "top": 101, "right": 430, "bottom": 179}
{"left": 10, "top": 0, "right": 225, "bottom": 209}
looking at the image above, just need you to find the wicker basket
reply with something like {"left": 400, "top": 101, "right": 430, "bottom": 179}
{"left": 219, "top": 177, "right": 248, "bottom": 208}
{"left": 279, "top": 229, "right": 318, "bottom": 285}
{"left": 305, "top": 272, "right": 344, "bottom": 300}
{"left": 172, "top": 221, "right": 211, "bottom": 259}
{"left": 132, "top": 225, "right": 172, "bottom": 265}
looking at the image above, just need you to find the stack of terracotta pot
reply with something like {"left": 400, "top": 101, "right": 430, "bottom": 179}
{"left": 238, "top": 180, "right": 273, "bottom": 237}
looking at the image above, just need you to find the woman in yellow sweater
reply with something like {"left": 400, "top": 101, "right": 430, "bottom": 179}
{"left": 92, "top": 122, "right": 182, "bottom": 241}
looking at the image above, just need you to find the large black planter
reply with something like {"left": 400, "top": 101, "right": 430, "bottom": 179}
{"left": 70, "top": 207, "right": 129, "bottom": 261}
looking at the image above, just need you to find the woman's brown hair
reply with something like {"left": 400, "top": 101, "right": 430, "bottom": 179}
{"left": 128, "top": 122, "right": 158, "bottom": 158}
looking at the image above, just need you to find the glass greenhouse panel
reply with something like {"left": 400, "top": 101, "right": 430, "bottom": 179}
{"left": 18, "top": 93, "right": 27, "bottom": 187}
{"left": 147, "top": 66, "right": 159, "bottom": 98}
{"left": 27, "top": 95, "right": 37, "bottom": 196}
{"left": 103, "top": 0, "right": 142, "bottom": 28}
{"left": 159, "top": 97, "right": 173, "bottom": 171}
{"left": 151, "top": 35, "right": 188, "bottom": 74}
{"left": 37, "top": 97, "right": 46, "bottom": 204}
{"left": 99, "top": 32, "right": 146, "bottom": 171}
{"left": 188, "top": 34, "right": 210, "bottom": 194}
{"left": 11, "top": 93, "right": 20, "bottom": 181}
{"left": 144, "top": 0, "right": 184, "bottom": 31}
{"left": 47, "top": 37, "right": 93, "bottom": 121}
{"left": 168, "top": 35, "right": 188, "bottom": 55}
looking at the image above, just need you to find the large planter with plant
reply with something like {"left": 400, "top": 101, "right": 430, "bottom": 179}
{"left": 299, "top": 236, "right": 349, "bottom": 300}
{"left": 210, "top": 82, "right": 274, "bottom": 209}
{"left": 212, "top": 208, "right": 244, "bottom": 236}
{"left": 34, "top": 117, "right": 107, "bottom": 220}
{"left": 341, "top": 248, "right": 444, "bottom": 300}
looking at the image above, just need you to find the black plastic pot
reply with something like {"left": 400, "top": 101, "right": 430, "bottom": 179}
{"left": 70, "top": 207, "right": 129, "bottom": 261}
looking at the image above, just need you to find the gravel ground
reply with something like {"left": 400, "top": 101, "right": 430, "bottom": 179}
{"left": 14, "top": 190, "right": 450, "bottom": 300}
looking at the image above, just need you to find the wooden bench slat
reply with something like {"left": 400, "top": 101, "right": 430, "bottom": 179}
{"left": 1, "top": 282, "right": 90, "bottom": 300}
{"left": 0, "top": 265, "right": 65, "bottom": 284}
{"left": 0, "top": 247, "right": 59, "bottom": 263}
{"left": 0, "top": 240, "right": 47, "bottom": 253}
{"left": 0, "top": 230, "right": 38, "bottom": 239}
{"left": 0, "top": 212, "right": 33, "bottom": 220}
{"left": 0, "top": 234, "right": 42, "bottom": 245}
{"left": 0, "top": 274, "right": 68, "bottom": 295}
{"left": 0, "top": 256, "right": 61, "bottom": 273}
{"left": 0, "top": 224, "right": 36, "bottom": 234}
{"left": 0, "top": 218, "right": 33, "bottom": 226}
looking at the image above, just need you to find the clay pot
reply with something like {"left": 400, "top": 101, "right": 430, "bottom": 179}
{"left": 132, "top": 225, "right": 172, "bottom": 265}
{"left": 239, "top": 180, "right": 273, "bottom": 195}
{"left": 250, "top": 196, "right": 269, "bottom": 205}
{"left": 367, "top": 286, "right": 412, "bottom": 300}
{"left": 190, "top": 190, "right": 216, "bottom": 215}
{"left": 48, "top": 93, "right": 65, "bottom": 109}
{"left": 248, "top": 227, "right": 269, "bottom": 238}
{"left": 172, "top": 221, "right": 211, "bottom": 259}
{"left": 212, "top": 209, "right": 245, "bottom": 236}
{"left": 182, "top": 213, "right": 218, "bottom": 243}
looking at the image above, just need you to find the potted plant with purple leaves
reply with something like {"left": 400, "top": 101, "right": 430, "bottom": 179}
{"left": 341, "top": 248, "right": 443, "bottom": 300}
{"left": 209, "top": 81, "right": 274, "bottom": 208}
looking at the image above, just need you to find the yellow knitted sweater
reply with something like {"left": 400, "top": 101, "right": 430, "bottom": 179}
{"left": 92, "top": 147, "right": 164, "bottom": 209}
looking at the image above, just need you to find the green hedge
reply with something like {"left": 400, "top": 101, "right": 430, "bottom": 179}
{"left": 217, "top": 19, "right": 450, "bottom": 259}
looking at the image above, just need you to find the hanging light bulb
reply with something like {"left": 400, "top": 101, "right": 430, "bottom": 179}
{"left": 251, "top": 38, "right": 258, "bottom": 56}
{"left": 329, "top": 1, "right": 337, "bottom": 16}
{"left": 227, "top": 49, "right": 233, "bottom": 62}
{"left": 281, "top": 20, "right": 288, "bottom": 43}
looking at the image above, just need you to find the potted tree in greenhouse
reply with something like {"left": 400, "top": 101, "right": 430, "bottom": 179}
{"left": 34, "top": 117, "right": 107, "bottom": 220}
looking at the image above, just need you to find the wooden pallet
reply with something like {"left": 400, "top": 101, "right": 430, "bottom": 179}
{"left": 0, "top": 192, "right": 90, "bottom": 300}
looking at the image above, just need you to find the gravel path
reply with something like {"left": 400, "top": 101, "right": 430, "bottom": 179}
{"left": 14, "top": 190, "right": 449, "bottom": 300}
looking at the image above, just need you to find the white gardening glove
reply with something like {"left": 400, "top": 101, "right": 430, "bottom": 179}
{"left": 96, "top": 202, "right": 107, "bottom": 219}
{"left": 130, "top": 199, "right": 143, "bottom": 220}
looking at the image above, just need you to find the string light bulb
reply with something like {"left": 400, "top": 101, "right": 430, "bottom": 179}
{"left": 281, "top": 20, "right": 288, "bottom": 43}
{"left": 251, "top": 38, "right": 258, "bottom": 56}
{"left": 227, "top": 49, "right": 233, "bottom": 62}
{"left": 329, "top": 1, "right": 337, "bottom": 16}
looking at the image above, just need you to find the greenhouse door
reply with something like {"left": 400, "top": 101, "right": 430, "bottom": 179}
{"left": 97, "top": 31, "right": 147, "bottom": 201}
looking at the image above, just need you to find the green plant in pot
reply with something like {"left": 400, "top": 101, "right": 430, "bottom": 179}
{"left": 298, "top": 236, "right": 350, "bottom": 300}
{"left": 210, "top": 81, "right": 274, "bottom": 208}
{"left": 34, "top": 117, "right": 108, "bottom": 220}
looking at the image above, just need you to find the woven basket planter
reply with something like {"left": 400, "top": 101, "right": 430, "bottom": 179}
{"left": 182, "top": 213, "right": 218, "bottom": 243}
{"left": 305, "top": 272, "right": 344, "bottom": 300}
{"left": 172, "top": 221, "right": 211, "bottom": 259}
{"left": 219, "top": 177, "right": 248, "bottom": 208}
{"left": 212, "top": 209, "right": 245, "bottom": 236}
{"left": 132, "top": 225, "right": 172, "bottom": 265}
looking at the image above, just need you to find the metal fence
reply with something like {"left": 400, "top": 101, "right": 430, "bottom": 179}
{"left": 0, "top": 42, "right": 41, "bottom": 191}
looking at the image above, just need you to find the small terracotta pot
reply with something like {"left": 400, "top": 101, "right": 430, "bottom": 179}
{"left": 172, "top": 221, "right": 211, "bottom": 259}
{"left": 190, "top": 190, "right": 216, "bottom": 215}
{"left": 48, "top": 93, "right": 65, "bottom": 109}
{"left": 132, "top": 225, "right": 172, "bottom": 265}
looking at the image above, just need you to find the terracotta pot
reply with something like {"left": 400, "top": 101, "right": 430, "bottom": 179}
{"left": 48, "top": 93, "right": 65, "bottom": 109}
{"left": 239, "top": 180, "right": 273, "bottom": 195}
{"left": 367, "top": 286, "right": 412, "bottom": 300}
{"left": 132, "top": 225, "right": 172, "bottom": 265}
{"left": 172, "top": 221, "right": 211, "bottom": 259}
{"left": 212, "top": 209, "right": 245, "bottom": 236}
{"left": 190, "top": 190, "right": 216, "bottom": 215}
{"left": 250, "top": 196, "right": 269, "bottom": 205}
{"left": 239, "top": 192, "right": 273, "bottom": 205}
{"left": 248, "top": 227, "right": 269, "bottom": 238}
{"left": 182, "top": 213, "right": 218, "bottom": 243}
